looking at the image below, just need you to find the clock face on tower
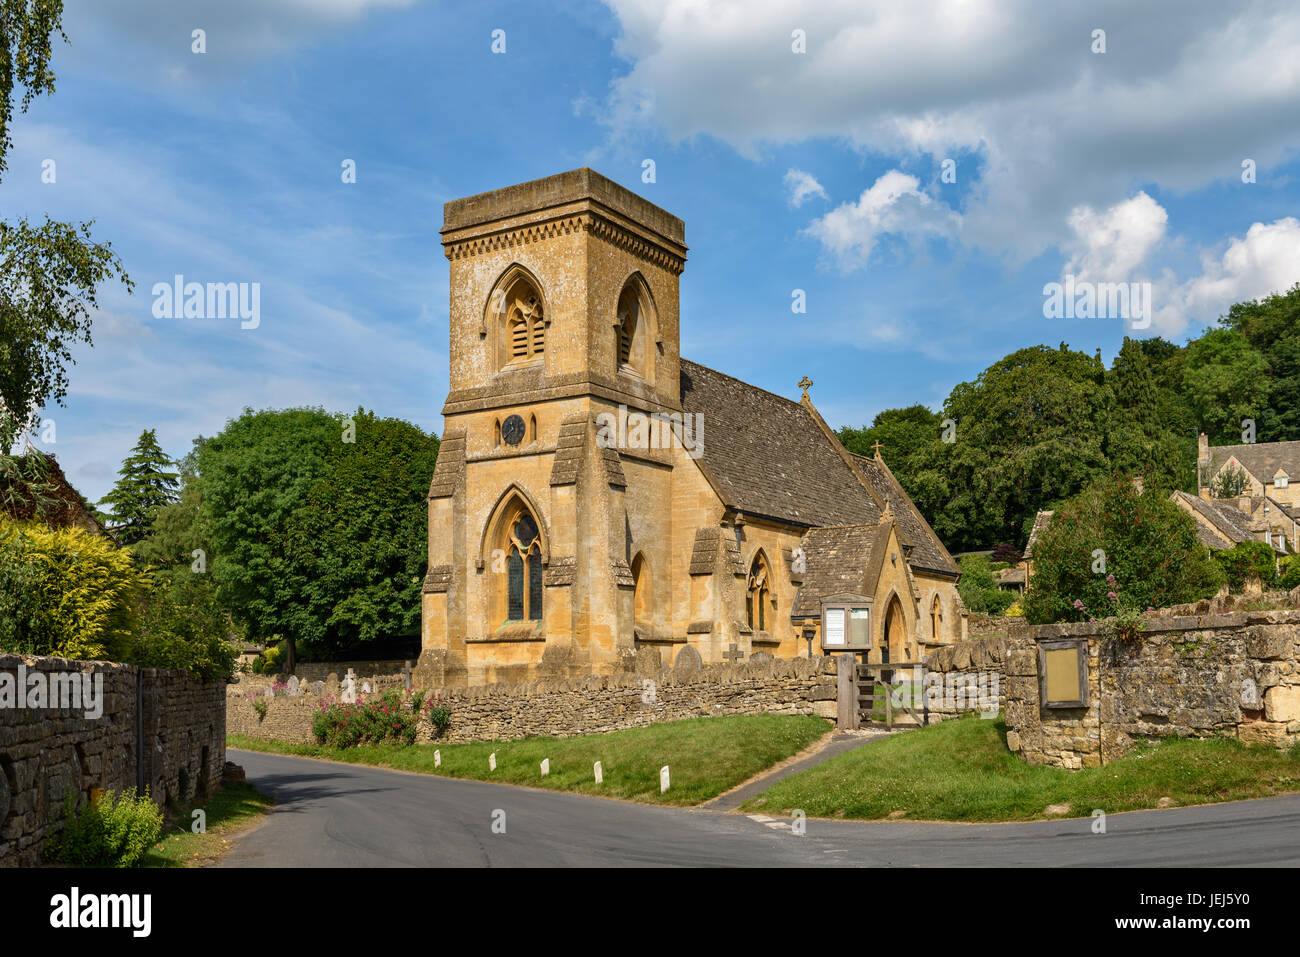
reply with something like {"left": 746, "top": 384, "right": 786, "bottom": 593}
{"left": 501, "top": 414, "right": 526, "bottom": 446}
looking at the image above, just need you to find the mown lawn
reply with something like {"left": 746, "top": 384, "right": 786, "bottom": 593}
{"left": 742, "top": 715, "right": 1300, "bottom": 821}
{"left": 229, "top": 714, "right": 830, "bottom": 806}
{"left": 142, "top": 782, "right": 273, "bottom": 867}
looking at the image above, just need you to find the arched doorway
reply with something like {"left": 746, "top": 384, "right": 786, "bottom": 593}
{"left": 882, "top": 595, "right": 907, "bottom": 681}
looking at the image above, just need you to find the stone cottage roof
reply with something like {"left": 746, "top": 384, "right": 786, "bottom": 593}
{"left": 848, "top": 452, "right": 959, "bottom": 576}
{"left": 1170, "top": 491, "right": 1262, "bottom": 549}
{"left": 0, "top": 453, "right": 114, "bottom": 539}
{"left": 1023, "top": 510, "right": 1055, "bottom": 558}
{"left": 679, "top": 359, "right": 882, "bottom": 528}
{"left": 1209, "top": 440, "right": 1300, "bottom": 485}
{"left": 790, "top": 523, "right": 892, "bottom": 618}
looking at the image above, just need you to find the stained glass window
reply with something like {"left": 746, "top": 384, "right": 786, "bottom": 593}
{"left": 507, "top": 549, "right": 524, "bottom": 621}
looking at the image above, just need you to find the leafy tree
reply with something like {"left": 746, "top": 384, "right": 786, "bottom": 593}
{"left": 292, "top": 411, "right": 440, "bottom": 654}
{"left": 98, "top": 429, "right": 179, "bottom": 544}
{"left": 0, "top": 4, "right": 131, "bottom": 503}
{"left": 1209, "top": 463, "right": 1249, "bottom": 499}
{"left": 134, "top": 437, "right": 207, "bottom": 570}
{"left": 990, "top": 542, "right": 1021, "bottom": 564}
{"left": 937, "top": 344, "right": 1112, "bottom": 552}
{"left": 838, "top": 404, "right": 949, "bottom": 519}
{"left": 130, "top": 575, "right": 238, "bottom": 682}
{"left": 1105, "top": 337, "right": 1195, "bottom": 492}
{"left": 1223, "top": 283, "right": 1300, "bottom": 441}
{"left": 1181, "top": 328, "right": 1269, "bottom": 445}
{"left": 197, "top": 408, "right": 438, "bottom": 667}
{"left": 0, "top": 0, "right": 65, "bottom": 181}
{"left": 1022, "top": 475, "right": 1222, "bottom": 624}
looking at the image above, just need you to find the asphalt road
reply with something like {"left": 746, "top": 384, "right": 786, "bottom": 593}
{"left": 222, "top": 749, "right": 1300, "bottom": 867}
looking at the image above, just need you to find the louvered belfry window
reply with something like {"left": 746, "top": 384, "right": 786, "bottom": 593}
{"left": 617, "top": 284, "right": 639, "bottom": 370}
{"left": 504, "top": 281, "right": 544, "bottom": 362}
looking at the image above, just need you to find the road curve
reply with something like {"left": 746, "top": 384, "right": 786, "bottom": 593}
{"left": 221, "top": 749, "right": 1300, "bottom": 867}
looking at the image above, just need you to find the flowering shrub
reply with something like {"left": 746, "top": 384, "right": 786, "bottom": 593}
{"left": 1072, "top": 575, "right": 1148, "bottom": 642}
{"left": 424, "top": 693, "right": 451, "bottom": 736}
{"left": 312, "top": 690, "right": 418, "bottom": 748}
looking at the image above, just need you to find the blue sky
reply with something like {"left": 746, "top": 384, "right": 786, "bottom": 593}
{"left": 4, "top": 0, "right": 1299, "bottom": 504}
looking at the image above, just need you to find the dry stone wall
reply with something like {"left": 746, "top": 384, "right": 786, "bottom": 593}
{"left": 0, "top": 654, "right": 226, "bottom": 867}
{"left": 1005, "top": 612, "right": 1300, "bottom": 768}
{"left": 227, "top": 654, "right": 840, "bottom": 745}
{"left": 922, "top": 635, "right": 1007, "bottom": 719}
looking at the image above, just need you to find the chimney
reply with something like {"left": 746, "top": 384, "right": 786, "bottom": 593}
{"left": 1197, "top": 432, "right": 1211, "bottom": 499}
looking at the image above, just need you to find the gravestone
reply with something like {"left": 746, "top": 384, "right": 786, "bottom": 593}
{"left": 325, "top": 672, "right": 340, "bottom": 698}
{"left": 287, "top": 676, "right": 300, "bottom": 696}
{"left": 264, "top": 686, "right": 274, "bottom": 699}
{"left": 673, "top": 645, "right": 702, "bottom": 677}
{"left": 341, "top": 669, "right": 357, "bottom": 704}
{"left": 361, "top": 680, "right": 371, "bottom": 696}
{"left": 750, "top": 652, "right": 774, "bottom": 664}
{"left": 403, "top": 661, "right": 414, "bottom": 692}
{"left": 311, "top": 681, "right": 325, "bottom": 697}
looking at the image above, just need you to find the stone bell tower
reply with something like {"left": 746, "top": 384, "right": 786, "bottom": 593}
{"left": 419, "top": 169, "right": 689, "bottom": 687}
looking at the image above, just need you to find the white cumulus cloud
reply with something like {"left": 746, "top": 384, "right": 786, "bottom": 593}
{"left": 1153, "top": 218, "right": 1300, "bottom": 336}
{"left": 1063, "top": 192, "right": 1169, "bottom": 283}
{"left": 803, "top": 170, "right": 961, "bottom": 268}
{"left": 784, "top": 168, "right": 828, "bottom": 207}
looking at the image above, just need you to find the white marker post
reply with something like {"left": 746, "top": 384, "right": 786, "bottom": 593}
{"left": 660, "top": 765, "right": 670, "bottom": 793}
{"left": 594, "top": 760, "right": 603, "bottom": 784}
{"left": 540, "top": 758, "right": 550, "bottom": 777}
{"left": 489, "top": 752, "right": 497, "bottom": 771}
{"left": 434, "top": 749, "right": 441, "bottom": 768}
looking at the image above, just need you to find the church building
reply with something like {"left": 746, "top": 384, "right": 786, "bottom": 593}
{"left": 417, "top": 169, "right": 967, "bottom": 687}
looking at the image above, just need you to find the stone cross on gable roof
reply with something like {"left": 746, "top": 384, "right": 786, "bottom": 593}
{"left": 798, "top": 376, "right": 813, "bottom": 400}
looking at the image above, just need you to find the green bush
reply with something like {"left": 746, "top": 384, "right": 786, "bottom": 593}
{"left": 1023, "top": 475, "right": 1223, "bottom": 624}
{"left": 312, "top": 690, "right": 419, "bottom": 748}
{"left": 424, "top": 694, "right": 451, "bottom": 736}
{"left": 957, "top": 555, "right": 1017, "bottom": 615}
{"left": 1280, "top": 555, "right": 1300, "bottom": 591}
{"left": 0, "top": 518, "right": 142, "bottom": 661}
{"left": 1213, "top": 541, "right": 1278, "bottom": 591}
{"left": 130, "top": 575, "right": 237, "bottom": 681}
{"left": 47, "top": 788, "right": 163, "bottom": 868}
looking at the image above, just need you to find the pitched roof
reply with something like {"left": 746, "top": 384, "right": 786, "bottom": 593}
{"left": 848, "top": 452, "right": 959, "bottom": 575}
{"left": 791, "top": 523, "right": 891, "bottom": 617}
{"left": 1, "top": 454, "right": 114, "bottom": 539}
{"left": 1023, "top": 510, "right": 1054, "bottom": 558}
{"left": 1170, "top": 491, "right": 1260, "bottom": 548}
{"left": 678, "top": 359, "right": 882, "bottom": 528}
{"left": 1209, "top": 440, "right": 1300, "bottom": 485}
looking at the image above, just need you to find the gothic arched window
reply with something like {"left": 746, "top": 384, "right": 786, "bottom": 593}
{"left": 615, "top": 276, "right": 653, "bottom": 377}
{"left": 489, "top": 267, "right": 547, "bottom": 369}
{"left": 504, "top": 510, "right": 543, "bottom": 622}
{"left": 747, "top": 553, "right": 771, "bottom": 632}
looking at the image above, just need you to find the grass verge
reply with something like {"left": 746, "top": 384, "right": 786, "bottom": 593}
{"left": 743, "top": 715, "right": 1300, "bottom": 821}
{"left": 229, "top": 714, "right": 830, "bottom": 806}
{"left": 142, "top": 782, "right": 273, "bottom": 867}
